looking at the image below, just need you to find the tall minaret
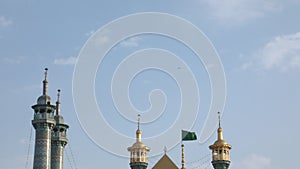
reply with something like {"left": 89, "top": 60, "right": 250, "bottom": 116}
{"left": 209, "top": 112, "right": 232, "bottom": 169}
{"left": 128, "top": 114, "right": 150, "bottom": 169}
{"left": 51, "top": 89, "right": 69, "bottom": 169}
{"left": 32, "top": 68, "right": 56, "bottom": 169}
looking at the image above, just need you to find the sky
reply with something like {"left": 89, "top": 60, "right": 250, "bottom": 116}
{"left": 1, "top": 0, "right": 300, "bottom": 169}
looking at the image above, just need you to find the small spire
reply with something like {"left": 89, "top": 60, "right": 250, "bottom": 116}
{"left": 218, "top": 112, "right": 221, "bottom": 128}
{"left": 136, "top": 114, "right": 142, "bottom": 142}
{"left": 217, "top": 112, "right": 223, "bottom": 140}
{"left": 56, "top": 89, "right": 61, "bottom": 115}
{"left": 137, "top": 114, "right": 141, "bottom": 130}
{"left": 57, "top": 89, "right": 61, "bottom": 102}
{"left": 42, "top": 68, "right": 48, "bottom": 95}
{"left": 164, "top": 146, "right": 167, "bottom": 154}
{"left": 44, "top": 68, "right": 48, "bottom": 81}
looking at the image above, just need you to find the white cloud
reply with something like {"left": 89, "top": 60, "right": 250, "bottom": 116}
{"left": 54, "top": 56, "right": 77, "bottom": 65}
{"left": 259, "top": 32, "right": 300, "bottom": 71}
{"left": 0, "top": 16, "right": 13, "bottom": 27}
{"left": 232, "top": 154, "right": 271, "bottom": 169}
{"left": 241, "top": 32, "right": 300, "bottom": 72}
{"left": 120, "top": 37, "right": 141, "bottom": 47}
{"left": 201, "top": 0, "right": 281, "bottom": 25}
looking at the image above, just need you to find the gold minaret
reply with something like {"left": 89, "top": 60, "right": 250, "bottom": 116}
{"left": 127, "top": 114, "right": 150, "bottom": 169}
{"left": 209, "top": 112, "right": 232, "bottom": 169}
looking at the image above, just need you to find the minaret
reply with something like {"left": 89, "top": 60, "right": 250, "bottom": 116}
{"left": 32, "top": 68, "right": 56, "bottom": 169}
{"left": 51, "top": 89, "right": 69, "bottom": 169}
{"left": 128, "top": 114, "right": 150, "bottom": 169}
{"left": 209, "top": 112, "right": 232, "bottom": 169}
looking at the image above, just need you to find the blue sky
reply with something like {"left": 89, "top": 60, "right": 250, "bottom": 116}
{"left": 1, "top": 1, "right": 300, "bottom": 169}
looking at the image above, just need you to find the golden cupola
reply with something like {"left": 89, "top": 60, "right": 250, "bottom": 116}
{"left": 127, "top": 114, "right": 150, "bottom": 169}
{"left": 209, "top": 112, "right": 232, "bottom": 169}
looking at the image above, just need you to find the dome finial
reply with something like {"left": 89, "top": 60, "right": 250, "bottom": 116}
{"left": 164, "top": 146, "right": 167, "bottom": 154}
{"left": 57, "top": 89, "right": 61, "bottom": 102}
{"left": 137, "top": 114, "right": 141, "bottom": 130}
{"left": 217, "top": 112, "right": 223, "bottom": 140}
{"left": 218, "top": 112, "right": 221, "bottom": 128}
{"left": 136, "top": 114, "right": 142, "bottom": 142}
{"left": 56, "top": 89, "right": 61, "bottom": 115}
{"left": 42, "top": 68, "right": 49, "bottom": 95}
{"left": 44, "top": 68, "right": 48, "bottom": 81}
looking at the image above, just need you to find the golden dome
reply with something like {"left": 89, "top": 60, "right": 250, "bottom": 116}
{"left": 209, "top": 127, "right": 231, "bottom": 148}
{"left": 213, "top": 139, "right": 227, "bottom": 146}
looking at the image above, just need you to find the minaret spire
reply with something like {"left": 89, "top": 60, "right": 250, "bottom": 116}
{"left": 43, "top": 68, "right": 48, "bottom": 95}
{"left": 136, "top": 114, "right": 142, "bottom": 142}
{"left": 56, "top": 89, "right": 61, "bottom": 116}
{"left": 217, "top": 112, "right": 223, "bottom": 140}
{"left": 218, "top": 112, "right": 221, "bottom": 128}
{"left": 137, "top": 114, "right": 140, "bottom": 130}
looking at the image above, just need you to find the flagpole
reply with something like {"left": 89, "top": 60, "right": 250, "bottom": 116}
{"left": 181, "top": 143, "right": 185, "bottom": 169}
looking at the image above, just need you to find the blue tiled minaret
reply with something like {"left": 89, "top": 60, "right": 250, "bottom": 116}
{"left": 32, "top": 68, "right": 56, "bottom": 169}
{"left": 51, "top": 89, "right": 69, "bottom": 169}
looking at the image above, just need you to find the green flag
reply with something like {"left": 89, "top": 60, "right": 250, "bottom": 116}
{"left": 182, "top": 130, "right": 197, "bottom": 141}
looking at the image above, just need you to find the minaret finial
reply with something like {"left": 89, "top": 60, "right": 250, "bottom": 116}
{"left": 217, "top": 112, "right": 223, "bottom": 140}
{"left": 164, "top": 146, "right": 167, "bottom": 154}
{"left": 57, "top": 89, "right": 61, "bottom": 102}
{"left": 218, "top": 112, "right": 221, "bottom": 128}
{"left": 42, "top": 68, "right": 48, "bottom": 95}
{"left": 56, "top": 89, "right": 61, "bottom": 115}
{"left": 137, "top": 114, "right": 141, "bottom": 130}
{"left": 136, "top": 114, "right": 142, "bottom": 142}
{"left": 44, "top": 68, "right": 48, "bottom": 81}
